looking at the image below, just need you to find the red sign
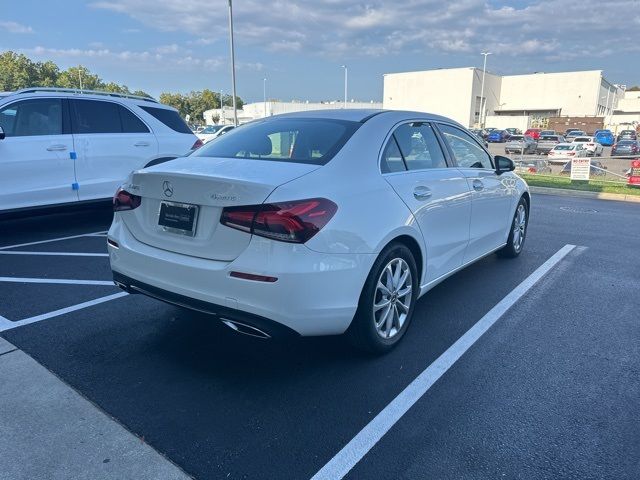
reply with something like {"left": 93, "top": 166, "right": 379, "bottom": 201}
{"left": 629, "top": 159, "right": 640, "bottom": 187}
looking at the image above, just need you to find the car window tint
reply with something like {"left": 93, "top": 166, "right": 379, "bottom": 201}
{"left": 393, "top": 123, "right": 447, "bottom": 171}
{"left": 0, "top": 99, "right": 62, "bottom": 137}
{"left": 438, "top": 123, "right": 493, "bottom": 169}
{"left": 140, "top": 106, "right": 192, "bottom": 134}
{"left": 119, "top": 105, "right": 149, "bottom": 133}
{"left": 193, "top": 118, "right": 360, "bottom": 166}
{"left": 72, "top": 99, "right": 121, "bottom": 134}
{"left": 381, "top": 136, "right": 406, "bottom": 173}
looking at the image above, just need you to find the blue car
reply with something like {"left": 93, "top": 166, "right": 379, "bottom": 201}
{"left": 595, "top": 131, "right": 615, "bottom": 146}
{"left": 487, "top": 129, "right": 509, "bottom": 143}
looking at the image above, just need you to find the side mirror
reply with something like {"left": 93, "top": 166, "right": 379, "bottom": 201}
{"left": 495, "top": 155, "right": 515, "bottom": 175}
{"left": 0, "top": 126, "right": 5, "bottom": 140}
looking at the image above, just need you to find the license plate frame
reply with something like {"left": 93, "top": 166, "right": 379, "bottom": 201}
{"left": 158, "top": 201, "right": 199, "bottom": 237}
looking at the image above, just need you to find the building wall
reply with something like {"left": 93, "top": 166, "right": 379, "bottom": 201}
{"left": 497, "top": 71, "right": 604, "bottom": 117}
{"left": 617, "top": 91, "right": 640, "bottom": 113}
{"left": 383, "top": 68, "right": 485, "bottom": 126}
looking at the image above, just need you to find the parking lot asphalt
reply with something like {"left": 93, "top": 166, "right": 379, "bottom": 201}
{"left": 1, "top": 194, "right": 639, "bottom": 479}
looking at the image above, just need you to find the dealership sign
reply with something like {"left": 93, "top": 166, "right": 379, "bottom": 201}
{"left": 570, "top": 158, "right": 591, "bottom": 181}
{"left": 629, "top": 160, "right": 640, "bottom": 187}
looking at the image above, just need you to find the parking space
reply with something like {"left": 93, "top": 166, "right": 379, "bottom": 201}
{"left": 1, "top": 195, "right": 639, "bottom": 479}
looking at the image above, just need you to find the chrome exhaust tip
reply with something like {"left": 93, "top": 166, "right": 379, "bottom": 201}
{"left": 220, "top": 318, "right": 270, "bottom": 339}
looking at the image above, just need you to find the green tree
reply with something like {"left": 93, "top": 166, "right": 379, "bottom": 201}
{"left": 0, "top": 52, "right": 38, "bottom": 90}
{"left": 57, "top": 65, "right": 102, "bottom": 90}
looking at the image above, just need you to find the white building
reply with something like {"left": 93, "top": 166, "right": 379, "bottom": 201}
{"left": 383, "top": 67, "right": 623, "bottom": 130}
{"left": 204, "top": 100, "right": 383, "bottom": 125}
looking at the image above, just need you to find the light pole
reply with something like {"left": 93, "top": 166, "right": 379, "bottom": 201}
{"left": 263, "top": 77, "right": 267, "bottom": 118}
{"left": 220, "top": 90, "right": 225, "bottom": 124}
{"left": 341, "top": 65, "right": 348, "bottom": 108}
{"left": 479, "top": 52, "right": 491, "bottom": 128}
{"left": 227, "top": 0, "right": 238, "bottom": 126}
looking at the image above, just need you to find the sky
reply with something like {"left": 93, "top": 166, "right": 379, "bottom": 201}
{"left": 2, "top": 0, "right": 640, "bottom": 103}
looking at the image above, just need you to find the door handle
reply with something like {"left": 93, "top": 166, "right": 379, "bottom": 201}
{"left": 47, "top": 144, "right": 67, "bottom": 151}
{"left": 413, "top": 186, "right": 432, "bottom": 200}
{"left": 134, "top": 141, "right": 150, "bottom": 147}
{"left": 472, "top": 179, "right": 484, "bottom": 191}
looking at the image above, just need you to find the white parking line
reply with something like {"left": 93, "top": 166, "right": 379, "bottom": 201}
{"left": 0, "top": 292, "right": 128, "bottom": 333}
{"left": 311, "top": 244, "right": 577, "bottom": 480}
{"left": 0, "top": 251, "right": 108, "bottom": 257}
{"left": 0, "top": 314, "right": 13, "bottom": 330}
{"left": 0, "top": 277, "right": 114, "bottom": 286}
{"left": 0, "top": 231, "right": 107, "bottom": 251}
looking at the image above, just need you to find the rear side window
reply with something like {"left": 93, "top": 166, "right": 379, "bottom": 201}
{"left": 0, "top": 98, "right": 63, "bottom": 137}
{"left": 438, "top": 123, "right": 493, "bottom": 169}
{"left": 383, "top": 122, "right": 447, "bottom": 172}
{"left": 119, "top": 105, "right": 149, "bottom": 133}
{"left": 72, "top": 99, "right": 120, "bottom": 134}
{"left": 140, "top": 106, "right": 191, "bottom": 134}
{"left": 192, "top": 118, "right": 360, "bottom": 166}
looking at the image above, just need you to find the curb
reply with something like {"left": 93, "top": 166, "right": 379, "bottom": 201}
{"left": 529, "top": 186, "right": 640, "bottom": 204}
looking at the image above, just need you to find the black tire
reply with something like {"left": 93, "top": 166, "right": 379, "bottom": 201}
{"left": 498, "top": 196, "right": 529, "bottom": 258}
{"left": 347, "top": 242, "right": 419, "bottom": 354}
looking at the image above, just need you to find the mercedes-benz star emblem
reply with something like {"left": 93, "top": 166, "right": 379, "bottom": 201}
{"left": 162, "top": 180, "right": 174, "bottom": 197}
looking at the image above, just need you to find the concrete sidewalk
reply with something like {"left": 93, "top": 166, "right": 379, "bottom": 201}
{"left": 0, "top": 337, "right": 191, "bottom": 480}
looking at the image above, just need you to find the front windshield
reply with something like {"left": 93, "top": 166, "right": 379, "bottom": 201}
{"left": 192, "top": 117, "right": 361, "bottom": 165}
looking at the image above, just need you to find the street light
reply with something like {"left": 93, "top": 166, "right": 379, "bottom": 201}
{"left": 227, "top": 0, "right": 238, "bottom": 126}
{"left": 341, "top": 65, "right": 348, "bottom": 108}
{"left": 479, "top": 52, "right": 492, "bottom": 128}
{"left": 263, "top": 77, "right": 267, "bottom": 118}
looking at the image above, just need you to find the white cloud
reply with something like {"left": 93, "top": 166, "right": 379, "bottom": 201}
{"left": 0, "top": 21, "right": 34, "bottom": 34}
{"left": 86, "top": 0, "right": 640, "bottom": 62}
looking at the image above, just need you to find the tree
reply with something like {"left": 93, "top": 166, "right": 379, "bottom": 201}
{"left": 57, "top": 65, "right": 102, "bottom": 90}
{"left": 628, "top": 86, "right": 640, "bottom": 92}
{"left": 0, "top": 52, "right": 38, "bottom": 90}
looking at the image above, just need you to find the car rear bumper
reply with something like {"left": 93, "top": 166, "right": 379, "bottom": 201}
{"left": 108, "top": 215, "right": 375, "bottom": 336}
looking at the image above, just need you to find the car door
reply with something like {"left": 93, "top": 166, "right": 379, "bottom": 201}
{"left": 0, "top": 97, "right": 77, "bottom": 211}
{"left": 381, "top": 121, "right": 472, "bottom": 284}
{"left": 70, "top": 99, "right": 158, "bottom": 201}
{"left": 435, "top": 123, "right": 514, "bottom": 262}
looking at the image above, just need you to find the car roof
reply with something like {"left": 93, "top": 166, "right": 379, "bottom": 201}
{"left": 272, "top": 108, "right": 461, "bottom": 125}
{"left": 0, "top": 87, "right": 170, "bottom": 109}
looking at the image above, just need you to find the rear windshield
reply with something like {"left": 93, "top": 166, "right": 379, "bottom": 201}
{"left": 509, "top": 135, "right": 524, "bottom": 140}
{"left": 568, "top": 131, "right": 585, "bottom": 136}
{"left": 192, "top": 118, "right": 361, "bottom": 165}
{"left": 540, "top": 135, "right": 559, "bottom": 141}
{"left": 574, "top": 137, "right": 591, "bottom": 142}
{"left": 140, "top": 106, "right": 192, "bottom": 134}
{"left": 618, "top": 140, "right": 635, "bottom": 145}
{"left": 554, "top": 145, "right": 574, "bottom": 150}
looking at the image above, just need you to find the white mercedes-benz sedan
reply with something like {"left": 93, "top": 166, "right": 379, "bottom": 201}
{"left": 108, "top": 109, "right": 529, "bottom": 353}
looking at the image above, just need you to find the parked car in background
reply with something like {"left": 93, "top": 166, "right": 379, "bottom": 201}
{"left": 108, "top": 109, "right": 530, "bottom": 353}
{"left": 611, "top": 139, "right": 640, "bottom": 156}
{"left": 560, "top": 159, "right": 607, "bottom": 176}
{"left": 617, "top": 130, "right": 638, "bottom": 142}
{"left": 536, "top": 134, "right": 565, "bottom": 154}
{"left": 505, "top": 134, "right": 537, "bottom": 154}
{"left": 487, "top": 129, "right": 510, "bottom": 143}
{"left": 564, "top": 128, "right": 581, "bottom": 137}
{"left": 198, "top": 124, "right": 235, "bottom": 144}
{"left": 514, "top": 158, "right": 552, "bottom": 174}
{"left": 505, "top": 128, "right": 522, "bottom": 136}
{"left": 482, "top": 127, "right": 497, "bottom": 139}
{"left": 524, "top": 128, "right": 542, "bottom": 140}
{"left": 0, "top": 88, "right": 201, "bottom": 214}
{"left": 469, "top": 128, "right": 488, "bottom": 147}
{"left": 547, "top": 143, "right": 589, "bottom": 164}
{"left": 565, "top": 130, "right": 586, "bottom": 142}
{"left": 539, "top": 129, "right": 556, "bottom": 136}
{"left": 572, "top": 136, "right": 604, "bottom": 156}
{"left": 595, "top": 130, "right": 615, "bottom": 146}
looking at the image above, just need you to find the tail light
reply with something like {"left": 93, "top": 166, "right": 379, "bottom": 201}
{"left": 221, "top": 198, "right": 337, "bottom": 243}
{"left": 567, "top": 152, "right": 576, "bottom": 156}
{"left": 113, "top": 188, "right": 141, "bottom": 212}
{"left": 191, "top": 138, "right": 204, "bottom": 150}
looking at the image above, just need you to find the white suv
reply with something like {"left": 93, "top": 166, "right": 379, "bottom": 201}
{"left": 0, "top": 88, "right": 201, "bottom": 214}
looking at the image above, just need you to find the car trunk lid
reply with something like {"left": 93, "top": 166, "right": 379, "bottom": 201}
{"left": 121, "top": 157, "right": 319, "bottom": 260}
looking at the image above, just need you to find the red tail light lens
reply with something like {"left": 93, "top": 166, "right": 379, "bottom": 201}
{"left": 221, "top": 198, "right": 337, "bottom": 243}
{"left": 113, "top": 188, "right": 141, "bottom": 212}
{"left": 192, "top": 138, "right": 204, "bottom": 150}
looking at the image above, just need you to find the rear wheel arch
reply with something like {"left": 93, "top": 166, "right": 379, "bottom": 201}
{"left": 381, "top": 234, "right": 424, "bottom": 287}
